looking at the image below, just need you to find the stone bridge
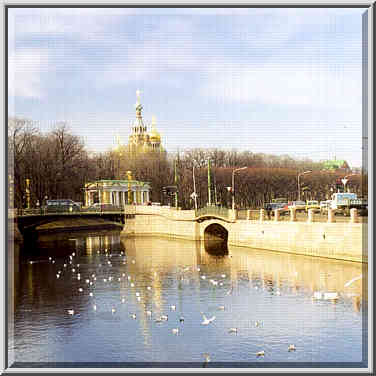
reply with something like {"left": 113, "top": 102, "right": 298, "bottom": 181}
{"left": 122, "top": 205, "right": 365, "bottom": 263}
{"left": 12, "top": 210, "right": 125, "bottom": 236}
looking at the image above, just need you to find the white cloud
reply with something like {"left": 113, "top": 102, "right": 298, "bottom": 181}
{"left": 200, "top": 62, "right": 362, "bottom": 110}
{"left": 8, "top": 48, "right": 50, "bottom": 98}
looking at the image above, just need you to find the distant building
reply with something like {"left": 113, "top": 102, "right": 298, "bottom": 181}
{"left": 322, "top": 159, "right": 351, "bottom": 173}
{"left": 114, "top": 90, "right": 165, "bottom": 157}
{"left": 84, "top": 177, "right": 151, "bottom": 207}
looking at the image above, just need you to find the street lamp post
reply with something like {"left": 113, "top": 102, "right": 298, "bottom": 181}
{"left": 342, "top": 174, "right": 358, "bottom": 193}
{"left": 192, "top": 165, "right": 198, "bottom": 210}
{"left": 232, "top": 167, "right": 247, "bottom": 211}
{"left": 297, "top": 171, "right": 312, "bottom": 201}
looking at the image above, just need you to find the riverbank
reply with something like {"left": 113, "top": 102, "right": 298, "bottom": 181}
{"left": 35, "top": 218, "right": 123, "bottom": 234}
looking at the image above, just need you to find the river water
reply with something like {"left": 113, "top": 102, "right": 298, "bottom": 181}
{"left": 9, "top": 229, "right": 367, "bottom": 368}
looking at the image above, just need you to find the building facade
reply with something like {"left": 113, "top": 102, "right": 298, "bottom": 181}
{"left": 84, "top": 178, "right": 151, "bottom": 207}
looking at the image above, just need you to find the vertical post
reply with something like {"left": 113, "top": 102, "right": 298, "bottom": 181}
{"left": 297, "top": 174, "right": 300, "bottom": 201}
{"left": 327, "top": 208, "right": 336, "bottom": 223}
{"left": 25, "top": 178, "right": 30, "bottom": 209}
{"left": 174, "top": 160, "right": 178, "bottom": 208}
{"left": 259, "top": 209, "right": 265, "bottom": 222}
{"left": 290, "top": 208, "right": 297, "bottom": 222}
{"left": 307, "top": 208, "right": 315, "bottom": 222}
{"left": 193, "top": 165, "right": 198, "bottom": 211}
{"left": 127, "top": 171, "right": 132, "bottom": 204}
{"left": 208, "top": 159, "right": 211, "bottom": 206}
{"left": 350, "top": 208, "right": 358, "bottom": 223}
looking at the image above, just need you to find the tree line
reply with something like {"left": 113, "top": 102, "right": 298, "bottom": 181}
{"left": 8, "top": 117, "right": 366, "bottom": 210}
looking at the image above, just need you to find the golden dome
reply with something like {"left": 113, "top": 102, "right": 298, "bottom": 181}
{"left": 149, "top": 115, "right": 161, "bottom": 142}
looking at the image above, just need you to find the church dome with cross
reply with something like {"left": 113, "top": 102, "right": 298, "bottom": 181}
{"left": 113, "top": 90, "right": 164, "bottom": 156}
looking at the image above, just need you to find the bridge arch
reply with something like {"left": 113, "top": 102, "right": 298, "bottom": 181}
{"left": 202, "top": 222, "right": 229, "bottom": 255}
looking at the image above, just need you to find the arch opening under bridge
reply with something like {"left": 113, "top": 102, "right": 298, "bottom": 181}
{"left": 203, "top": 223, "right": 228, "bottom": 255}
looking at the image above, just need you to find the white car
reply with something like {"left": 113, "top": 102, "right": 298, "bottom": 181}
{"left": 288, "top": 201, "right": 306, "bottom": 211}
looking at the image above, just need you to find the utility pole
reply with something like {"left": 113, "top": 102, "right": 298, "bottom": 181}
{"left": 174, "top": 159, "right": 178, "bottom": 208}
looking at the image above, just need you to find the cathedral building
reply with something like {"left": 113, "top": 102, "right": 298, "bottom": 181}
{"left": 115, "top": 91, "right": 164, "bottom": 156}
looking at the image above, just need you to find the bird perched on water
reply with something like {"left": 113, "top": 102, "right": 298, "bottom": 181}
{"left": 170, "top": 305, "right": 176, "bottom": 311}
{"left": 179, "top": 316, "right": 185, "bottom": 323}
{"left": 256, "top": 351, "right": 265, "bottom": 357}
{"left": 228, "top": 328, "right": 238, "bottom": 334}
{"left": 160, "top": 315, "right": 168, "bottom": 321}
{"left": 67, "top": 309, "right": 74, "bottom": 315}
{"left": 172, "top": 328, "right": 179, "bottom": 335}
{"left": 288, "top": 344, "right": 296, "bottom": 351}
{"left": 201, "top": 313, "right": 216, "bottom": 325}
{"left": 130, "top": 313, "right": 137, "bottom": 319}
{"left": 78, "top": 288, "right": 83, "bottom": 292}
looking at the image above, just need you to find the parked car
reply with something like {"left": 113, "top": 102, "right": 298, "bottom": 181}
{"left": 305, "top": 200, "right": 320, "bottom": 212}
{"left": 87, "top": 203, "right": 121, "bottom": 212}
{"left": 288, "top": 201, "right": 306, "bottom": 212}
{"left": 46, "top": 199, "right": 80, "bottom": 213}
{"left": 264, "top": 202, "right": 289, "bottom": 217}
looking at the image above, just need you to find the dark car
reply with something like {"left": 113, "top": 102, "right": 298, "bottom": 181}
{"left": 46, "top": 199, "right": 80, "bottom": 213}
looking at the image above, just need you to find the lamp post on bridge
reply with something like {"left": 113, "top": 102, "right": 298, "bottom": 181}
{"left": 232, "top": 167, "right": 247, "bottom": 211}
{"left": 297, "top": 170, "right": 312, "bottom": 201}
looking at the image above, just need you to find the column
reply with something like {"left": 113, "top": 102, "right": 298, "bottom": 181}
{"left": 259, "top": 209, "right": 265, "bottom": 222}
{"left": 350, "top": 208, "right": 358, "bottom": 223}
{"left": 307, "top": 208, "right": 315, "bottom": 222}
{"left": 327, "top": 208, "right": 336, "bottom": 223}
{"left": 290, "top": 208, "right": 297, "bottom": 222}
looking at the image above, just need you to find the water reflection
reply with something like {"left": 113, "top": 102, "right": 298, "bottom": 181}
{"left": 10, "top": 230, "right": 365, "bottom": 364}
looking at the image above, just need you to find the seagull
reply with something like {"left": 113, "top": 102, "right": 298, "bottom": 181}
{"left": 146, "top": 310, "right": 152, "bottom": 316}
{"left": 179, "top": 316, "right": 185, "bottom": 323}
{"left": 160, "top": 315, "right": 168, "bottom": 321}
{"left": 49, "top": 257, "right": 52, "bottom": 261}
{"left": 103, "top": 279, "right": 107, "bottom": 282}
{"left": 93, "top": 305, "right": 97, "bottom": 311}
{"left": 228, "top": 328, "right": 238, "bottom": 334}
{"left": 122, "top": 273, "right": 126, "bottom": 277}
{"left": 67, "top": 309, "right": 74, "bottom": 315}
{"left": 78, "top": 288, "right": 83, "bottom": 292}
{"left": 121, "top": 298, "right": 126, "bottom": 303}
{"left": 135, "top": 292, "right": 140, "bottom": 297}
{"left": 72, "top": 268, "right": 76, "bottom": 273}
{"left": 203, "top": 353, "right": 211, "bottom": 363}
{"left": 63, "top": 264, "right": 67, "bottom": 268}
{"left": 56, "top": 274, "right": 60, "bottom": 279}
{"left": 201, "top": 276, "right": 206, "bottom": 280}
{"left": 147, "top": 286, "right": 152, "bottom": 290}
{"left": 344, "top": 275, "right": 362, "bottom": 287}
{"left": 127, "top": 276, "right": 131, "bottom": 280}
{"left": 86, "top": 279, "right": 90, "bottom": 284}
{"left": 288, "top": 344, "right": 296, "bottom": 352}
{"left": 130, "top": 283, "right": 135, "bottom": 287}
{"left": 111, "top": 308, "right": 116, "bottom": 314}
{"left": 226, "top": 286, "right": 233, "bottom": 295}
{"left": 256, "top": 351, "right": 265, "bottom": 357}
{"left": 89, "top": 292, "right": 93, "bottom": 297}
{"left": 197, "top": 267, "right": 201, "bottom": 272}
{"left": 201, "top": 313, "right": 216, "bottom": 325}
{"left": 130, "top": 313, "right": 137, "bottom": 319}
{"left": 172, "top": 328, "right": 179, "bottom": 335}
{"left": 221, "top": 274, "right": 226, "bottom": 278}
{"left": 218, "top": 305, "right": 225, "bottom": 311}
{"left": 76, "top": 264, "right": 80, "bottom": 267}
{"left": 170, "top": 305, "right": 176, "bottom": 311}
{"left": 137, "top": 297, "right": 141, "bottom": 302}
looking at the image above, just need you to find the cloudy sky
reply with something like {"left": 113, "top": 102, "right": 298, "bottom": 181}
{"left": 8, "top": 7, "right": 366, "bottom": 167}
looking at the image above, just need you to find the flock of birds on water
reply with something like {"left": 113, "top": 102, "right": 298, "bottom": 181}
{"left": 28, "top": 243, "right": 360, "bottom": 364}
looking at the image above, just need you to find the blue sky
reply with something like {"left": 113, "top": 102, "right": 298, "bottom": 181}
{"left": 8, "top": 7, "right": 366, "bottom": 167}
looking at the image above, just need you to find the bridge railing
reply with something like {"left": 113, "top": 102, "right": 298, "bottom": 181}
{"left": 195, "top": 206, "right": 231, "bottom": 220}
{"left": 15, "top": 207, "right": 125, "bottom": 217}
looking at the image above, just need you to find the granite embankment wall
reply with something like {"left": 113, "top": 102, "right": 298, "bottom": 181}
{"left": 121, "top": 206, "right": 366, "bottom": 263}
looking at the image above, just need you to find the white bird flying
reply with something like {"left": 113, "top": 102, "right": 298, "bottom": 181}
{"left": 201, "top": 313, "right": 216, "bottom": 325}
